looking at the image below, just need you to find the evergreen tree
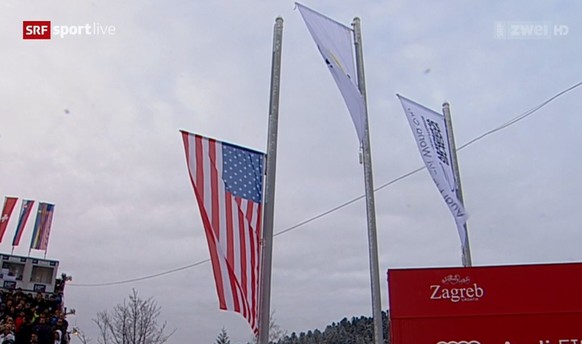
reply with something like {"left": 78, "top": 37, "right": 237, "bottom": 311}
{"left": 215, "top": 327, "right": 231, "bottom": 344}
{"left": 276, "top": 311, "right": 390, "bottom": 344}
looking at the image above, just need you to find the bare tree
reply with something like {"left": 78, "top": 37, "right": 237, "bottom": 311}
{"left": 71, "top": 327, "right": 91, "bottom": 344}
{"left": 249, "top": 311, "right": 287, "bottom": 344}
{"left": 94, "top": 289, "right": 175, "bottom": 344}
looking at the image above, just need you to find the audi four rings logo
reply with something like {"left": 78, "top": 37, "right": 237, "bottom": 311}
{"left": 437, "top": 341, "right": 480, "bottom": 344}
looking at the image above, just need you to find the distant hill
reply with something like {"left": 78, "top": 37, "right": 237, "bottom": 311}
{"left": 275, "top": 311, "right": 389, "bottom": 344}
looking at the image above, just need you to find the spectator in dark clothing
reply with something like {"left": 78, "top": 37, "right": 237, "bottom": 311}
{"left": 14, "top": 315, "right": 33, "bottom": 344}
{"left": 31, "top": 317, "right": 51, "bottom": 344}
{"left": 53, "top": 318, "right": 67, "bottom": 344}
{"left": 31, "top": 296, "right": 45, "bottom": 315}
{"left": 28, "top": 333, "right": 38, "bottom": 344}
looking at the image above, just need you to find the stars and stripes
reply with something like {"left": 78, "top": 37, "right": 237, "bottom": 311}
{"left": 181, "top": 130, "right": 264, "bottom": 334}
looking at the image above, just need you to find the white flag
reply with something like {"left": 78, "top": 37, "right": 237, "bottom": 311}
{"left": 397, "top": 94, "right": 469, "bottom": 246}
{"left": 296, "top": 2, "right": 366, "bottom": 143}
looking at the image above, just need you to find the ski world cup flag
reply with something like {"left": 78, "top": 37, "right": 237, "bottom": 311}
{"left": 0, "top": 197, "right": 18, "bottom": 242}
{"left": 30, "top": 202, "right": 55, "bottom": 251}
{"left": 397, "top": 95, "right": 468, "bottom": 247}
{"left": 296, "top": 2, "right": 366, "bottom": 143}
{"left": 12, "top": 200, "right": 34, "bottom": 247}
{"left": 181, "top": 130, "right": 264, "bottom": 334}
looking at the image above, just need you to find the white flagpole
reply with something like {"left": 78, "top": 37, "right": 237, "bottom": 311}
{"left": 258, "top": 17, "right": 283, "bottom": 344}
{"left": 352, "top": 17, "right": 385, "bottom": 344}
{"left": 442, "top": 102, "right": 472, "bottom": 267}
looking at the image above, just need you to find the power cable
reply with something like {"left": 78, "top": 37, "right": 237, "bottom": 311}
{"left": 69, "top": 80, "right": 582, "bottom": 287}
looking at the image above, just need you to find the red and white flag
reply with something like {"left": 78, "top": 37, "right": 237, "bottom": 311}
{"left": 181, "top": 130, "right": 264, "bottom": 334}
{"left": 0, "top": 197, "right": 18, "bottom": 242}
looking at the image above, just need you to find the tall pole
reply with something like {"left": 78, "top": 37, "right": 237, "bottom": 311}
{"left": 352, "top": 17, "right": 385, "bottom": 344}
{"left": 258, "top": 17, "right": 283, "bottom": 344}
{"left": 442, "top": 102, "right": 472, "bottom": 267}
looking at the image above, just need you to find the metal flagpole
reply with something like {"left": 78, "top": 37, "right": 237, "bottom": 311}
{"left": 442, "top": 102, "right": 472, "bottom": 267}
{"left": 352, "top": 17, "right": 385, "bottom": 344}
{"left": 258, "top": 17, "right": 283, "bottom": 344}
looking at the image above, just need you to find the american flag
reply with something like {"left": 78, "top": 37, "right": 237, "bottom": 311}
{"left": 30, "top": 202, "right": 55, "bottom": 251}
{"left": 12, "top": 199, "right": 35, "bottom": 246}
{"left": 181, "top": 131, "right": 264, "bottom": 334}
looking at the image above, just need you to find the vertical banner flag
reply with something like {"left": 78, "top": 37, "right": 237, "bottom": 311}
{"left": 296, "top": 3, "right": 366, "bottom": 143}
{"left": 397, "top": 95, "right": 468, "bottom": 246}
{"left": 181, "top": 130, "right": 264, "bottom": 334}
{"left": 0, "top": 197, "right": 18, "bottom": 242}
{"left": 30, "top": 202, "right": 55, "bottom": 251}
{"left": 12, "top": 200, "right": 35, "bottom": 247}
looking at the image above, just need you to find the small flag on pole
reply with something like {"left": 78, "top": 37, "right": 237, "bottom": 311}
{"left": 181, "top": 130, "right": 264, "bottom": 334}
{"left": 0, "top": 197, "right": 18, "bottom": 242}
{"left": 397, "top": 94, "right": 468, "bottom": 246}
{"left": 30, "top": 202, "right": 55, "bottom": 251}
{"left": 12, "top": 200, "right": 35, "bottom": 247}
{"left": 296, "top": 2, "right": 366, "bottom": 143}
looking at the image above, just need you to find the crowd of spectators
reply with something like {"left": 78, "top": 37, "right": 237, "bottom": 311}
{"left": 0, "top": 288, "right": 69, "bottom": 344}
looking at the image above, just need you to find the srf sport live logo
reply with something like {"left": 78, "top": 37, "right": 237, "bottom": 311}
{"left": 23, "top": 21, "right": 116, "bottom": 39}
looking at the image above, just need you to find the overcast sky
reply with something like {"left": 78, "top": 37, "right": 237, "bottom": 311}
{"left": 2, "top": 1, "right": 581, "bottom": 343}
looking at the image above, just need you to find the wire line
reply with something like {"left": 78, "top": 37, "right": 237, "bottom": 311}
{"left": 69, "top": 80, "right": 582, "bottom": 287}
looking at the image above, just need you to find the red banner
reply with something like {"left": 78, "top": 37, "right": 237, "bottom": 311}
{"left": 388, "top": 263, "right": 582, "bottom": 344}
{"left": 0, "top": 197, "right": 18, "bottom": 242}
